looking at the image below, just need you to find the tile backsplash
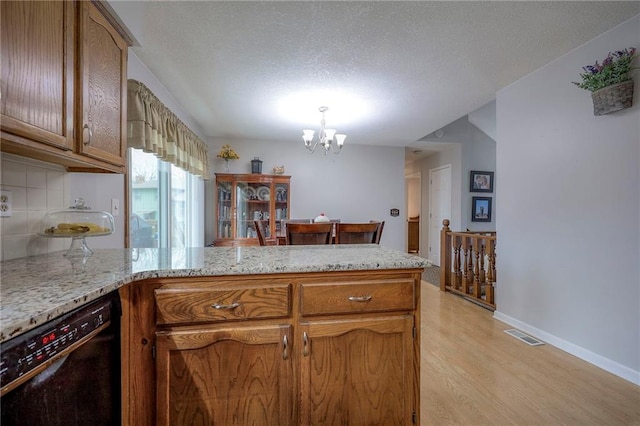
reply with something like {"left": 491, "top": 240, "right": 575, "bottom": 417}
{"left": 0, "top": 153, "right": 70, "bottom": 260}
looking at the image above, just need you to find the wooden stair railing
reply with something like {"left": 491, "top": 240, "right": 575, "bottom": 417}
{"left": 440, "top": 219, "right": 497, "bottom": 311}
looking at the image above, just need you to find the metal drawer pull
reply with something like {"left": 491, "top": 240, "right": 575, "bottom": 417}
{"left": 283, "top": 334, "right": 289, "bottom": 360}
{"left": 348, "top": 295, "right": 372, "bottom": 302}
{"left": 211, "top": 302, "right": 240, "bottom": 310}
{"left": 302, "top": 332, "right": 309, "bottom": 357}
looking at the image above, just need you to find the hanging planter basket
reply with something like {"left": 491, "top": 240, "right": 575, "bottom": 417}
{"left": 591, "top": 80, "right": 634, "bottom": 116}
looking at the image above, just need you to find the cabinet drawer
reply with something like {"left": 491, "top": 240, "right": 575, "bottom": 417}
{"left": 300, "top": 279, "right": 414, "bottom": 316}
{"left": 155, "top": 284, "right": 291, "bottom": 325}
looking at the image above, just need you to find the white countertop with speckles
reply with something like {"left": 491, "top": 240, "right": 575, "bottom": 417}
{"left": 0, "top": 245, "right": 429, "bottom": 343}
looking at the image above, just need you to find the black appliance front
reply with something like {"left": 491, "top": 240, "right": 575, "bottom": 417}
{"left": 0, "top": 291, "right": 121, "bottom": 426}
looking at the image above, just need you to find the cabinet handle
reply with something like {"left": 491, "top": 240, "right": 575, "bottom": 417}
{"left": 302, "top": 332, "right": 309, "bottom": 357}
{"left": 83, "top": 123, "right": 93, "bottom": 145}
{"left": 283, "top": 334, "right": 289, "bottom": 360}
{"left": 348, "top": 295, "right": 372, "bottom": 302}
{"left": 211, "top": 302, "right": 240, "bottom": 310}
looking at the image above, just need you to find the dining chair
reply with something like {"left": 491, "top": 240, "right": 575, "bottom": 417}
{"left": 370, "top": 220, "right": 385, "bottom": 244}
{"left": 286, "top": 219, "right": 312, "bottom": 224}
{"left": 254, "top": 220, "right": 277, "bottom": 246}
{"left": 285, "top": 223, "right": 333, "bottom": 245}
{"left": 334, "top": 222, "right": 379, "bottom": 244}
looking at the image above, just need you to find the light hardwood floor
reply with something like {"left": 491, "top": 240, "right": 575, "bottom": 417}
{"left": 420, "top": 282, "right": 640, "bottom": 425}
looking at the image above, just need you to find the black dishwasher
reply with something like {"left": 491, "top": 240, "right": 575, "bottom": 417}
{"left": 0, "top": 291, "right": 121, "bottom": 425}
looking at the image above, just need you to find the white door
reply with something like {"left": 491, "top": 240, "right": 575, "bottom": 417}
{"left": 428, "top": 165, "right": 451, "bottom": 266}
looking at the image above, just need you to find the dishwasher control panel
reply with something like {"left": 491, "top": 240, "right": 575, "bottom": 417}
{"left": 1, "top": 297, "right": 113, "bottom": 390}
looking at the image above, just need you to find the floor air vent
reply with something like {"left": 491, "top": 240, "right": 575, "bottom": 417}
{"left": 504, "top": 329, "right": 545, "bottom": 346}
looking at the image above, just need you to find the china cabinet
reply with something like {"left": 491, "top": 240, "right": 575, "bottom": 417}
{"left": 0, "top": 0, "right": 130, "bottom": 173}
{"left": 215, "top": 173, "right": 291, "bottom": 246}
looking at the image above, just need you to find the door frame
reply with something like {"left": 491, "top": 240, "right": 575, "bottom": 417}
{"left": 428, "top": 164, "right": 452, "bottom": 266}
{"left": 405, "top": 171, "right": 421, "bottom": 254}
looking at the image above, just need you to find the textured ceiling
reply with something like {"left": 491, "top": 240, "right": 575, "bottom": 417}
{"left": 111, "top": 1, "right": 639, "bottom": 149}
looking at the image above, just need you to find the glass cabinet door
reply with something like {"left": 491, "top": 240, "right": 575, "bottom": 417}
{"left": 217, "top": 180, "right": 233, "bottom": 239}
{"left": 274, "top": 182, "right": 289, "bottom": 238}
{"left": 236, "top": 180, "right": 271, "bottom": 239}
{"left": 215, "top": 174, "right": 290, "bottom": 246}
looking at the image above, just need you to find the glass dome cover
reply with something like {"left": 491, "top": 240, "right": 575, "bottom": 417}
{"left": 39, "top": 198, "right": 114, "bottom": 258}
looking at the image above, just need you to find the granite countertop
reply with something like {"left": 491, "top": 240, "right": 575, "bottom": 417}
{"left": 0, "top": 245, "right": 429, "bottom": 343}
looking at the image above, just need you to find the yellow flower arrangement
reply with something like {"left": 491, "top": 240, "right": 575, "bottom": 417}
{"left": 217, "top": 144, "right": 240, "bottom": 160}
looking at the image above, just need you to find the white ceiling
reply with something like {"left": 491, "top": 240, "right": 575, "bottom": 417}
{"left": 110, "top": 1, "right": 639, "bottom": 152}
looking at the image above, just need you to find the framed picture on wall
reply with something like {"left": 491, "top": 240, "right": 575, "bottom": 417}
{"left": 472, "top": 197, "right": 492, "bottom": 222}
{"left": 470, "top": 170, "right": 494, "bottom": 192}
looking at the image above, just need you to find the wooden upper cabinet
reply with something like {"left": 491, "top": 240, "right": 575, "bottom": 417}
{"left": 76, "top": 1, "right": 127, "bottom": 167}
{"left": 0, "top": 0, "right": 129, "bottom": 173}
{"left": 0, "top": 1, "right": 75, "bottom": 150}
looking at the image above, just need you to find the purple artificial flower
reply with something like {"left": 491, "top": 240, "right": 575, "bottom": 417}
{"left": 573, "top": 45, "right": 637, "bottom": 91}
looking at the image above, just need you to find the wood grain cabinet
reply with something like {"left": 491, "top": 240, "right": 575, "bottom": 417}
{"left": 155, "top": 325, "right": 295, "bottom": 425}
{"left": 215, "top": 173, "right": 291, "bottom": 246}
{"left": 121, "top": 271, "right": 421, "bottom": 426}
{"left": 148, "top": 279, "right": 295, "bottom": 426}
{"left": 1, "top": 1, "right": 75, "bottom": 151}
{"left": 299, "top": 278, "right": 417, "bottom": 424}
{"left": 299, "top": 316, "right": 414, "bottom": 425}
{"left": 75, "top": 1, "right": 128, "bottom": 168}
{"left": 0, "top": 0, "right": 129, "bottom": 173}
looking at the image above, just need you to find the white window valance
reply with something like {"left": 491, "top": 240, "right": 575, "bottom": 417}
{"left": 127, "top": 79, "right": 209, "bottom": 179}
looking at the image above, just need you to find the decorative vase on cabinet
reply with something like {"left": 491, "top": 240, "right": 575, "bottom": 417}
{"left": 214, "top": 173, "right": 290, "bottom": 246}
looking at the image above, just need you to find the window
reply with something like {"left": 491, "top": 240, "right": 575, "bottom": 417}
{"left": 129, "top": 148, "right": 204, "bottom": 248}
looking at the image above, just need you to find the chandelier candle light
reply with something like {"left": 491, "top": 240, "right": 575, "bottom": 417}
{"left": 302, "top": 106, "right": 346, "bottom": 155}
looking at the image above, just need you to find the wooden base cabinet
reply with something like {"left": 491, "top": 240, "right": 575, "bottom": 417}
{"left": 156, "top": 325, "right": 295, "bottom": 425}
{"left": 300, "top": 317, "right": 415, "bottom": 425}
{"left": 121, "top": 270, "right": 421, "bottom": 426}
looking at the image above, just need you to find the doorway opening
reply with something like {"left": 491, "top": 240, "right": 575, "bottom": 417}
{"left": 428, "top": 164, "right": 452, "bottom": 266}
{"left": 405, "top": 172, "right": 421, "bottom": 255}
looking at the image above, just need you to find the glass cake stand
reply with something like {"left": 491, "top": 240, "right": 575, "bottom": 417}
{"left": 39, "top": 198, "right": 115, "bottom": 259}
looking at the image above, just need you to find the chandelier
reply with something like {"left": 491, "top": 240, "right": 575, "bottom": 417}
{"left": 302, "top": 106, "right": 346, "bottom": 155}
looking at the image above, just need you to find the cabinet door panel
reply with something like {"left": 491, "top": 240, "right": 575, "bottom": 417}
{"left": 156, "top": 324, "right": 294, "bottom": 426}
{"left": 77, "top": 1, "right": 126, "bottom": 166}
{"left": 1, "top": 1, "right": 74, "bottom": 149}
{"left": 300, "top": 316, "right": 414, "bottom": 426}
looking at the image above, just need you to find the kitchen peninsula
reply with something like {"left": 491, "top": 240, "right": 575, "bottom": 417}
{"left": 1, "top": 245, "right": 429, "bottom": 425}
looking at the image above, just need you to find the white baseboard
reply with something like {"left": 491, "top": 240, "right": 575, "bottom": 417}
{"left": 493, "top": 310, "right": 640, "bottom": 386}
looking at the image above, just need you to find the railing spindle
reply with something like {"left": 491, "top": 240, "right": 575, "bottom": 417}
{"left": 440, "top": 220, "right": 497, "bottom": 311}
{"left": 440, "top": 219, "right": 452, "bottom": 292}
{"left": 453, "top": 236, "right": 461, "bottom": 290}
{"left": 473, "top": 238, "right": 481, "bottom": 299}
